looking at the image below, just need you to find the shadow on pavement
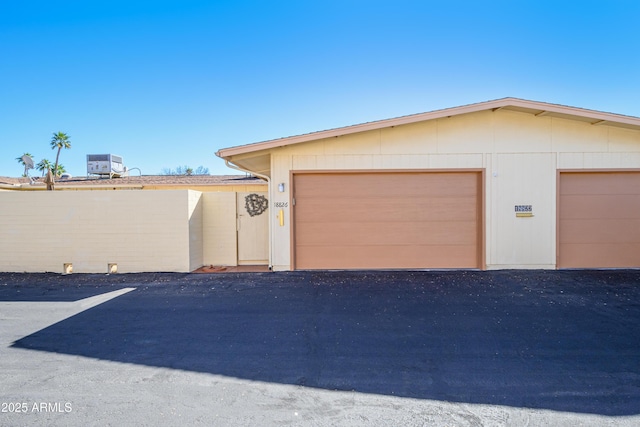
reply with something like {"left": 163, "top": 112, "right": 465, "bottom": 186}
{"left": 10, "top": 270, "right": 640, "bottom": 416}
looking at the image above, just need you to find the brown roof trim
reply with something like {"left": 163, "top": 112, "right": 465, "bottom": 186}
{"left": 51, "top": 174, "right": 265, "bottom": 186}
{"left": 0, "top": 174, "right": 266, "bottom": 189}
{"left": 216, "top": 97, "right": 640, "bottom": 158}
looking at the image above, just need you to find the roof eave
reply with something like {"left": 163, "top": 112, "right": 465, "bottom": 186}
{"left": 216, "top": 97, "right": 640, "bottom": 159}
{"left": 216, "top": 98, "right": 506, "bottom": 158}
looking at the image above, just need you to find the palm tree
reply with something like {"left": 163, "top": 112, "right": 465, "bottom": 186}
{"left": 50, "top": 132, "right": 71, "bottom": 179}
{"left": 36, "top": 159, "right": 52, "bottom": 176}
{"left": 16, "top": 152, "right": 33, "bottom": 165}
{"left": 16, "top": 152, "right": 33, "bottom": 176}
{"left": 52, "top": 164, "right": 66, "bottom": 177}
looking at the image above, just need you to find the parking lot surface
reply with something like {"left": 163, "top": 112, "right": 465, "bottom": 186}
{"left": 1, "top": 270, "right": 639, "bottom": 426}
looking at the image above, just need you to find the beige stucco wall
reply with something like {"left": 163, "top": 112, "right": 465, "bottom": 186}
{"left": 265, "top": 109, "right": 640, "bottom": 270}
{"left": 0, "top": 190, "right": 198, "bottom": 273}
{"left": 188, "top": 190, "right": 204, "bottom": 271}
{"left": 0, "top": 188, "right": 267, "bottom": 273}
{"left": 202, "top": 192, "right": 238, "bottom": 266}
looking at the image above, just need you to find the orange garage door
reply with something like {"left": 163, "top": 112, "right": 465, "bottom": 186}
{"left": 292, "top": 171, "right": 483, "bottom": 270}
{"left": 558, "top": 172, "right": 640, "bottom": 268}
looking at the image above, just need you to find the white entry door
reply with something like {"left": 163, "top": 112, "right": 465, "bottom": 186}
{"left": 237, "top": 192, "right": 269, "bottom": 265}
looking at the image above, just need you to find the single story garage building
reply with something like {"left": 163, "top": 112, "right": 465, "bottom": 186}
{"left": 217, "top": 98, "right": 640, "bottom": 271}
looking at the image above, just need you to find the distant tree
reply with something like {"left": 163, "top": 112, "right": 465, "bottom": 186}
{"left": 50, "top": 132, "right": 71, "bottom": 180}
{"left": 160, "top": 165, "right": 209, "bottom": 176}
{"left": 175, "top": 165, "right": 189, "bottom": 175}
{"left": 36, "top": 159, "right": 52, "bottom": 176}
{"left": 52, "top": 163, "right": 66, "bottom": 177}
{"left": 16, "top": 152, "right": 33, "bottom": 177}
{"left": 194, "top": 166, "right": 209, "bottom": 175}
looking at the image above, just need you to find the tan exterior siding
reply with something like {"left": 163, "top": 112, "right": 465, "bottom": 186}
{"left": 262, "top": 109, "right": 640, "bottom": 271}
{"left": 202, "top": 192, "right": 238, "bottom": 266}
{"left": 188, "top": 190, "right": 204, "bottom": 272}
{"left": 558, "top": 152, "right": 640, "bottom": 169}
{"left": 490, "top": 153, "right": 556, "bottom": 269}
{"left": 271, "top": 155, "right": 293, "bottom": 269}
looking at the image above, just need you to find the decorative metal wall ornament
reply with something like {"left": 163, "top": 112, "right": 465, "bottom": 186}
{"left": 245, "top": 194, "right": 269, "bottom": 217}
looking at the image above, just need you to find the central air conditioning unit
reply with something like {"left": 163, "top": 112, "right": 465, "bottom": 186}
{"left": 87, "top": 154, "right": 126, "bottom": 178}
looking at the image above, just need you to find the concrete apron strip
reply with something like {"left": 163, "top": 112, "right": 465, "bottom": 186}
{"left": 0, "top": 288, "right": 136, "bottom": 346}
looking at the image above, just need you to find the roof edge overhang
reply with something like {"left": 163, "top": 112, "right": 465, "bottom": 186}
{"left": 0, "top": 183, "right": 146, "bottom": 191}
{"left": 216, "top": 97, "right": 640, "bottom": 159}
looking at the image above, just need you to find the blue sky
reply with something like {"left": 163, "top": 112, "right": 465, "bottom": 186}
{"left": 2, "top": 0, "right": 639, "bottom": 177}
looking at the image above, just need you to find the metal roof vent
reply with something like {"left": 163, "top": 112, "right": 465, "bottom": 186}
{"left": 87, "top": 154, "right": 126, "bottom": 178}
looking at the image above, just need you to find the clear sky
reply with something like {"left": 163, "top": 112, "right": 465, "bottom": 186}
{"left": 2, "top": 0, "right": 639, "bottom": 177}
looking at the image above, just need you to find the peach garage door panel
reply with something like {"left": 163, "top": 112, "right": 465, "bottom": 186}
{"left": 292, "top": 171, "right": 482, "bottom": 270}
{"left": 558, "top": 171, "right": 640, "bottom": 268}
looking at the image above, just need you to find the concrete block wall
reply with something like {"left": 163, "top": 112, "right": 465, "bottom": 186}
{"left": 0, "top": 190, "right": 196, "bottom": 273}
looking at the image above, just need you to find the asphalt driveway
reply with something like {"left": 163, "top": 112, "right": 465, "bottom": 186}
{"left": 1, "top": 270, "right": 639, "bottom": 426}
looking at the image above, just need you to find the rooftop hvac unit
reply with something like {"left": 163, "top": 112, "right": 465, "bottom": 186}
{"left": 87, "top": 154, "right": 126, "bottom": 178}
